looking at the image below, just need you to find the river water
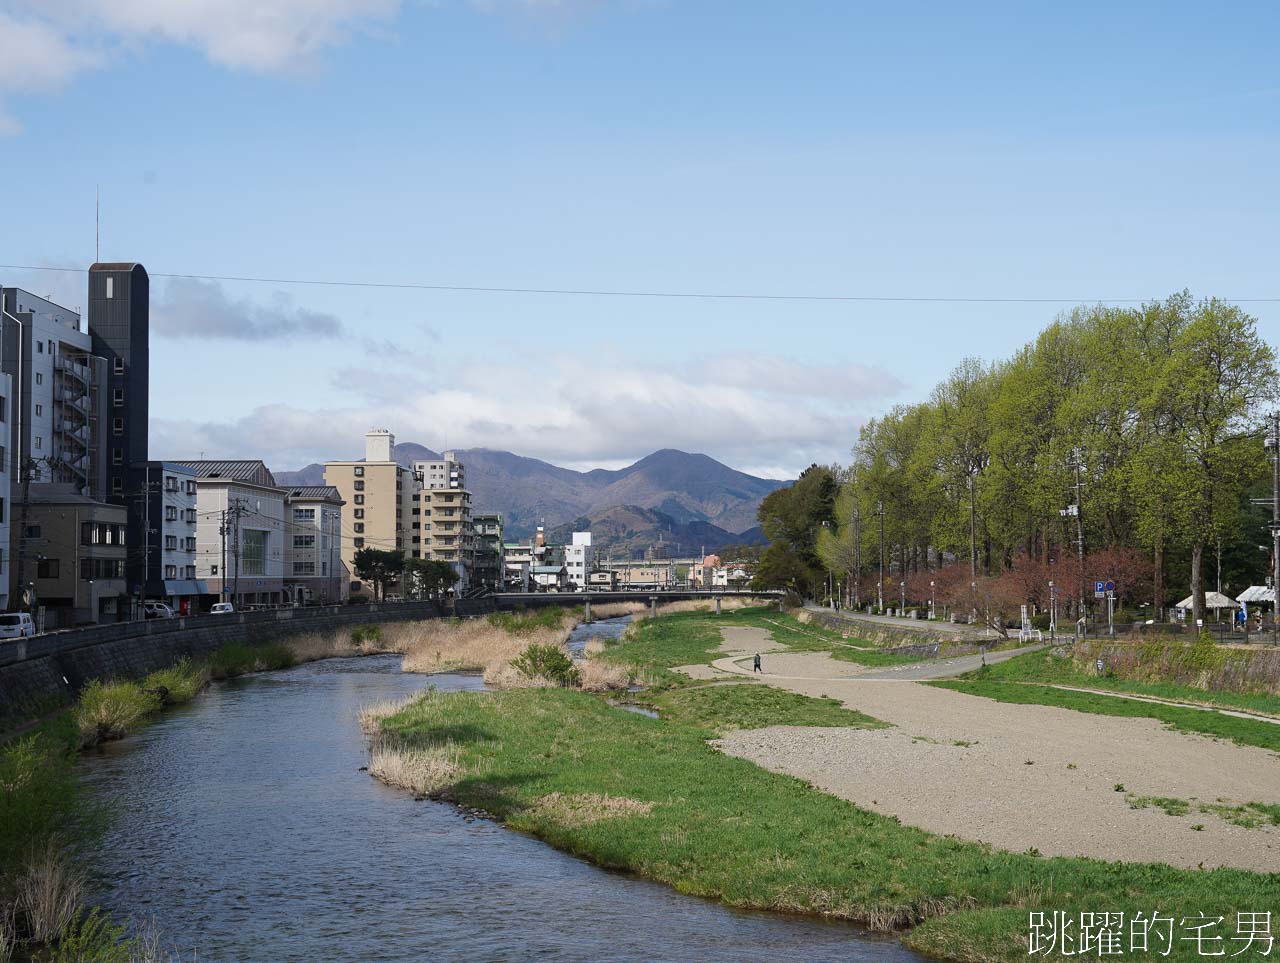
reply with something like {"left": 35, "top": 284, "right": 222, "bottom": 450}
{"left": 79, "top": 650, "right": 921, "bottom": 961}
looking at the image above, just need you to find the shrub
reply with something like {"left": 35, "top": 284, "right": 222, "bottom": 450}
{"left": 75, "top": 680, "right": 161, "bottom": 747}
{"left": 141, "top": 659, "right": 209, "bottom": 705}
{"left": 511, "top": 643, "right": 580, "bottom": 687}
{"left": 351, "top": 624, "right": 383, "bottom": 645}
{"left": 0, "top": 735, "right": 84, "bottom": 877}
{"left": 1030, "top": 613, "right": 1051, "bottom": 631}
{"left": 45, "top": 908, "right": 132, "bottom": 963}
{"left": 577, "top": 660, "right": 632, "bottom": 692}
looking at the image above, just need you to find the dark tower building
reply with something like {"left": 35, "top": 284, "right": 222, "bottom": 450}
{"left": 87, "top": 263, "right": 149, "bottom": 501}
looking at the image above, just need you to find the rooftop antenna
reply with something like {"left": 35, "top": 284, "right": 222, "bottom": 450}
{"left": 95, "top": 185, "right": 100, "bottom": 262}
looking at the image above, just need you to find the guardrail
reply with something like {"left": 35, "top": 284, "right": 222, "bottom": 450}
{"left": 0, "top": 600, "right": 445, "bottom": 669}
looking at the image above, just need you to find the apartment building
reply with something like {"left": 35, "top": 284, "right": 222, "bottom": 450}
{"left": 412, "top": 450, "right": 474, "bottom": 585}
{"left": 282, "top": 485, "right": 346, "bottom": 604}
{"left": 565, "top": 531, "right": 593, "bottom": 592}
{"left": 23, "top": 484, "right": 127, "bottom": 626}
{"left": 472, "top": 512, "right": 504, "bottom": 590}
{"left": 325, "top": 430, "right": 416, "bottom": 599}
{"left": 88, "top": 263, "right": 149, "bottom": 507}
{"left": 0, "top": 356, "right": 11, "bottom": 610}
{"left": 132, "top": 461, "right": 201, "bottom": 614}
{"left": 175, "top": 460, "right": 284, "bottom": 609}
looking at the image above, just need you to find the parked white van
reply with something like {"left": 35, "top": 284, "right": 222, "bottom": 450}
{"left": 0, "top": 612, "right": 36, "bottom": 639}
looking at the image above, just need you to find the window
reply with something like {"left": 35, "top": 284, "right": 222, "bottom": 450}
{"left": 80, "top": 558, "right": 124, "bottom": 580}
{"left": 37, "top": 559, "right": 58, "bottom": 579}
{"left": 211, "top": 565, "right": 219, "bottom": 576}
{"left": 354, "top": 523, "right": 364, "bottom": 534}
{"left": 185, "top": 480, "right": 196, "bottom": 494}
{"left": 113, "top": 357, "right": 125, "bottom": 374}
{"left": 165, "top": 476, "right": 179, "bottom": 492}
{"left": 47, "top": 340, "right": 53, "bottom": 355}
{"left": 113, "top": 418, "right": 124, "bottom": 435}
{"left": 34, "top": 404, "right": 41, "bottom": 417}
{"left": 165, "top": 535, "right": 177, "bottom": 550}
{"left": 112, "top": 477, "right": 122, "bottom": 494}
{"left": 106, "top": 277, "right": 114, "bottom": 299}
{"left": 354, "top": 494, "right": 364, "bottom": 505}
{"left": 353, "top": 537, "right": 364, "bottom": 548}
{"left": 293, "top": 508, "right": 315, "bottom": 521}
{"left": 293, "top": 562, "right": 316, "bottom": 575}
{"left": 186, "top": 538, "right": 196, "bottom": 552}
{"left": 354, "top": 466, "right": 364, "bottom": 477}
{"left": 187, "top": 509, "right": 198, "bottom": 522}
{"left": 241, "top": 530, "right": 267, "bottom": 576}
{"left": 165, "top": 565, "right": 177, "bottom": 579}
{"left": 353, "top": 480, "right": 364, "bottom": 491}
{"left": 112, "top": 449, "right": 123, "bottom": 465}
{"left": 34, "top": 373, "right": 42, "bottom": 385}
{"left": 165, "top": 506, "right": 178, "bottom": 521}
{"left": 34, "top": 436, "right": 42, "bottom": 450}
{"left": 113, "top": 388, "right": 124, "bottom": 407}
{"left": 185, "top": 565, "right": 196, "bottom": 579}
{"left": 293, "top": 535, "right": 315, "bottom": 548}
{"left": 353, "top": 508, "right": 364, "bottom": 520}
{"left": 36, "top": 341, "right": 42, "bottom": 354}
{"left": 0, "top": 396, "right": 6, "bottom": 422}
{"left": 0, "top": 497, "right": 4, "bottom": 524}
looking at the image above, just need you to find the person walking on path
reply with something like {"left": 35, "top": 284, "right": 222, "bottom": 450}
{"left": 753, "top": 652, "right": 762, "bottom": 673}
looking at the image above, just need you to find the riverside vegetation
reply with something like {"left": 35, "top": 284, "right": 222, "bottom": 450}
{"left": 935, "top": 636, "right": 1280, "bottom": 753}
{"left": 368, "top": 606, "right": 1280, "bottom": 963}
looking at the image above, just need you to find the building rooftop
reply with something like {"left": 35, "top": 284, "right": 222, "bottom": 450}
{"left": 171, "top": 460, "right": 277, "bottom": 488}
{"left": 282, "top": 485, "right": 344, "bottom": 503}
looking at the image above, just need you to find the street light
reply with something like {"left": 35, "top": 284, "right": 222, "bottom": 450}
{"left": 930, "top": 580, "right": 935, "bottom": 620}
{"left": 1048, "top": 580, "right": 1057, "bottom": 641}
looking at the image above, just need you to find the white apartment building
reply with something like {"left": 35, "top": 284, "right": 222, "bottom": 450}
{"left": 282, "top": 486, "right": 346, "bottom": 604}
{"left": 135, "top": 461, "right": 201, "bottom": 614}
{"left": 175, "top": 460, "right": 285, "bottom": 609}
{"left": 565, "top": 531, "right": 593, "bottom": 592}
{"left": 412, "top": 450, "right": 474, "bottom": 586}
{"left": 0, "top": 365, "right": 10, "bottom": 610}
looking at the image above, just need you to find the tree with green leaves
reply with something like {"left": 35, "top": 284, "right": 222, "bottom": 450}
{"left": 352, "top": 547, "right": 405, "bottom": 601}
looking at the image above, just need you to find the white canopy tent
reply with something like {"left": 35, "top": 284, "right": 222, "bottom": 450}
{"left": 1173, "top": 591, "right": 1239, "bottom": 610}
{"left": 1236, "top": 585, "right": 1275, "bottom": 604}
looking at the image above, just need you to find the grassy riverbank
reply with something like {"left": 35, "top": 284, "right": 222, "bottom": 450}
{"left": 934, "top": 652, "right": 1280, "bottom": 753}
{"left": 375, "top": 609, "right": 1279, "bottom": 962}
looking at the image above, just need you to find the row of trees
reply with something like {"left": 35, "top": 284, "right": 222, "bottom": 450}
{"left": 352, "top": 548, "right": 460, "bottom": 601}
{"left": 755, "top": 293, "right": 1279, "bottom": 628}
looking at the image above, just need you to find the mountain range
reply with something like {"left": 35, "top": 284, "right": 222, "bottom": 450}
{"left": 275, "top": 445, "right": 787, "bottom": 549}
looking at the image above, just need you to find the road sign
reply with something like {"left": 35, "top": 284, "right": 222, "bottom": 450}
{"left": 1094, "top": 580, "right": 1106, "bottom": 598}
{"left": 1104, "top": 579, "right": 1115, "bottom": 593}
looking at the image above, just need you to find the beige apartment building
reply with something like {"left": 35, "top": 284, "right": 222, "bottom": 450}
{"left": 325, "top": 430, "right": 416, "bottom": 599}
{"left": 412, "top": 451, "right": 475, "bottom": 578}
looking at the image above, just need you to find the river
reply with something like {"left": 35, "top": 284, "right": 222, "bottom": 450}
{"left": 78, "top": 646, "right": 922, "bottom": 961}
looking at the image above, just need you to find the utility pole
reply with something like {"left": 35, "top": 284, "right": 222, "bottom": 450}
{"left": 230, "top": 497, "right": 245, "bottom": 608}
{"left": 1269, "top": 412, "right": 1280, "bottom": 629}
{"left": 1073, "top": 455, "right": 1086, "bottom": 620}
{"left": 219, "top": 509, "right": 228, "bottom": 604}
{"left": 876, "top": 500, "right": 885, "bottom": 612}
{"left": 968, "top": 469, "right": 978, "bottom": 582}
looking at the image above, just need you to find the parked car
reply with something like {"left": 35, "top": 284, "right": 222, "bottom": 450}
{"left": 0, "top": 612, "right": 36, "bottom": 639}
{"left": 210, "top": 602, "right": 235, "bottom": 615}
{"left": 144, "top": 601, "right": 175, "bottom": 619}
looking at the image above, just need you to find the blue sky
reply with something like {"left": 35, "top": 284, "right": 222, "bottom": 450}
{"left": 1, "top": 0, "right": 1277, "bottom": 477}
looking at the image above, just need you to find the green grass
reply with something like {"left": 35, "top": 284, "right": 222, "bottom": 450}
{"left": 141, "top": 659, "right": 210, "bottom": 704}
{"left": 724, "top": 608, "right": 925, "bottom": 666}
{"left": 74, "top": 679, "right": 162, "bottom": 747}
{"left": 380, "top": 684, "right": 1279, "bottom": 962}
{"left": 206, "top": 641, "right": 296, "bottom": 679}
{"left": 643, "top": 682, "right": 887, "bottom": 735}
{"left": 351, "top": 623, "right": 384, "bottom": 645}
{"left": 600, "top": 611, "right": 726, "bottom": 687}
{"left": 487, "top": 606, "right": 580, "bottom": 634}
{"left": 931, "top": 676, "right": 1280, "bottom": 752}
{"left": 967, "top": 649, "right": 1280, "bottom": 717}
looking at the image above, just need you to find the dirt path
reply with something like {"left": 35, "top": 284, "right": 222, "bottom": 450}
{"left": 709, "top": 626, "right": 1280, "bottom": 873}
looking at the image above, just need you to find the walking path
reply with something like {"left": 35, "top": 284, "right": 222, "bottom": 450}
{"left": 707, "top": 626, "right": 1280, "bottom": 872}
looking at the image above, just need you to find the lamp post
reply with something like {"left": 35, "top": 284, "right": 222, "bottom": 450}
{"left": 1049, "top": 580, "right": 1057, "bottom": 641}
{"left": 930, "top": 580, "right": 936, "bottom": 620}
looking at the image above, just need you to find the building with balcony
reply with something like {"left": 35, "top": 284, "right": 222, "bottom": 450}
{"left": 282, "top": 485, "right": 346, "bottom": 604}
{"left": 412, "top": 451, "right": 475, "bottom": 587}
{"left": 325, "top": 430, "right": 416, "bottom": 600}
{"left": 173, "top": 460, "right": 285, "bottom": 609}
{"left": 22, "top": 484, "right": 127, "bottom": 626}
{"left": 472, "top": 512, "right": 504, "bottom": 591}
{"left": 565, "top": 531, "right": 593, "bottom": 592}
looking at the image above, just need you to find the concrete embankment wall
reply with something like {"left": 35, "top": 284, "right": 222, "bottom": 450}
{"left": 0, "top": 599, "right": 492, "bottom": 724}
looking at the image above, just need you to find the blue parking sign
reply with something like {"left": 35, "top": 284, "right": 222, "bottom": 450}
{"left": 1094, "top": 580, "right": 1105, "bottom": 594}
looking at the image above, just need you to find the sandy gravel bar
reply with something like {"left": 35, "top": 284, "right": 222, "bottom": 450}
{"left": 714, "top": 627, "right": 1280, "bottom": 872}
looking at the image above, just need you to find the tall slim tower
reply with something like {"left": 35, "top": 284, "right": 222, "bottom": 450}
{"left": 87, "top": 263, "right": 149, "bottom": 502}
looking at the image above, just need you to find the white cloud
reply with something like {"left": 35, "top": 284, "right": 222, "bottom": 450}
{"left": 151, "top": 350, "right": 896, "bottom": 475}
{"left": 153, "top": 277, "right": 344, "bottom": 339}
{"left": 0, "top": 0, "right": 607, "bottom": 130}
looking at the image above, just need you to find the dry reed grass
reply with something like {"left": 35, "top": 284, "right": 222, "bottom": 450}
{"left": 589, "top": 602, "right": 648, "bottom": 619}
{"left": 582, "top": 637, "right": 608, "bottom": 658}
{"left": 367, "top": 736, "right": 464, "bottom": 796}
{"left": 533, "top": 792, "right": 654, "bottom": 825}
{"left": 15, "top": 839, "right": 84, "bottom": 945}
{"left": 400, "top": 619, "right": 571, "bottom": 675}
{"left": 481, "top": 664, "right": 560, "bottom": 689}
{"left": 577, "top": 660, "right": 632, "bottom": 692}
{"left": 285, "top": 623, "right": 414, "bottom": 663}
{"left": 0, "top": 909, "right": 13, "bottom": 963}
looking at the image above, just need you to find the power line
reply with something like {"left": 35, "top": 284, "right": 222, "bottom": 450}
{"left": 3, "top": 262, "right": 1278, "bottom": 305}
